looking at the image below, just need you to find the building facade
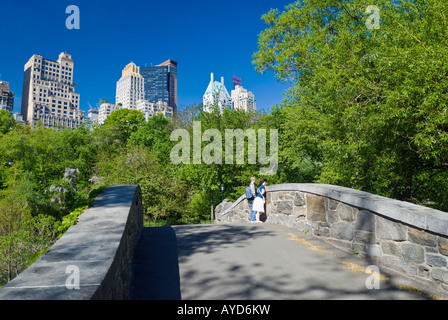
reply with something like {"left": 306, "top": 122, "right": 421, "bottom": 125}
{"left": 0, "top": 105, "right": 25, "bottom": 124}
{"left": 153, "top": 100, "right": 173, "bottom": 117}
{"left": 85, "top": 109, "right": 99, "bottom": 129}
{"left": 135, "top": 100, "right": 154, "bottom": 121}
{"left": 136, "top": 100, "right": 173, "bottom": 121}
{"left": 116, "top": 63, "right": 145, "bottom": 110}
{"left": 203, "top": 73, "right": 232, "bottom": 113}
{"left": 231, "top": 85, "right": 256, "bottom": 112}
{"left": 0, "top": 81, "right": 14, "bottom": 112}
{"left": 21, "top": 52, "right": 84, "bottom": 129}
{"left": 140, "top": 59, "right": 178, "bottom": 113}
{"left": 98, "top": 103, "right": 119, "bottom": 125}
{"left": 96, "top": 61, "right": 176, "bottom": 125}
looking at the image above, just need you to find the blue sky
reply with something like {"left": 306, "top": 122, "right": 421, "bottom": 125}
{"left": 0, "top": 0, "right": 293, "bottom": 114}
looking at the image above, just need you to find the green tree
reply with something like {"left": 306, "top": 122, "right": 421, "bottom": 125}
{"left": 129, "top": 114, "right": 174, "bottom": 163}
{"left": 0, "top": 110, "right": 16, "bottom": 135}
{"left": 0, "top": 164, "right": 59, "bottom": 284}
{"left": 174, "top": 104, "right": 280, "bottom": 211}
{"left": 95, "top": 146, "right": 191, "bottom": 224}
{"left": 104, "top": 108, "right": 146, "bottom": 143}
{"left": 253, "top": 0, "right": 448, "bottom": 209}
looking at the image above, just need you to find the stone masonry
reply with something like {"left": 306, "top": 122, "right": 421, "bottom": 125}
{"left": 215, "top": 183, "right": 448, "bottom": 294}
{"left": 0, "top": 185, "right": 143, "bottom": 300}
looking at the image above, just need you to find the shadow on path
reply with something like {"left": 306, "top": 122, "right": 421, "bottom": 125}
{"left": 130, "top": 227, "right": 181, "bottom": 300}
{"left": 171, "top": 223, "right": 431, "bottom": 300}
{"left": 130, "top": 223, "right": 440, "bottom": 300}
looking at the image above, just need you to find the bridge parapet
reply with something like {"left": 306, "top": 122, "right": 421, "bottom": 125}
{"left": 215, "top": 183, "right": 448, "bottom": 293}
{"left": 0, "top": 185, "right": 143, "bottom": 300}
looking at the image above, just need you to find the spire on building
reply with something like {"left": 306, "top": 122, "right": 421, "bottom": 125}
{"left": 203, "top": 72, "right": 232, "bottom": 113}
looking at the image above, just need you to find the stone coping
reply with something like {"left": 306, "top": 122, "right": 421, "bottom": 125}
{"left": 0, "top": 185, "right": 143, "bottom": 300}
{"left": 219, "top": 183, "right": 448, "bottom": 237}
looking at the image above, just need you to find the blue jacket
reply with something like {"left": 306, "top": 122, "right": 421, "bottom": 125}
{"left": 257, "top": 185, "right": 265, "bottom": 199}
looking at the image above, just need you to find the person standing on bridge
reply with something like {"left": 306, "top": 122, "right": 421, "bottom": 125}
{"left": 247, "top": 177, "right": 257, "bottom": 222}
{"left": 252, "top": 179, "right": 267, "bottom": 223}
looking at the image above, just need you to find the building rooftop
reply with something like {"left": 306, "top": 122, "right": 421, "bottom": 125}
{"left": 204, "top": 73, "right": 230, "bottom": 97}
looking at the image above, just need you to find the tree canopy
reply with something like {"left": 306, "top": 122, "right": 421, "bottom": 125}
{"left": 253, "top": 0, "right": 448, "bottom": 209}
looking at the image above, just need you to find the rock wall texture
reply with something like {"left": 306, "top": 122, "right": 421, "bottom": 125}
{"left": 0, "top": 185, "right": 143, "bottom": 300}
{"left": 215, "top": 183, "right": 448, "bottom": 293}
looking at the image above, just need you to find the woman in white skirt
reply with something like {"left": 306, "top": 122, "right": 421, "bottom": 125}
{"left": 252, "top": 179, "right": 267, "bottom": 223}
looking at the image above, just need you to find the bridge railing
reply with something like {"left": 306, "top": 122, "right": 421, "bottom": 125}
{"left": 0, "top": 185, "right": 143, "bottom": 300}
{"left": 215, "top": 183, "right": 448, "bottom": 294}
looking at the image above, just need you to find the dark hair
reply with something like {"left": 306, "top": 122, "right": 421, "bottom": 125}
{"left": 258, "top": 179, "right": 267, "bottom": 188}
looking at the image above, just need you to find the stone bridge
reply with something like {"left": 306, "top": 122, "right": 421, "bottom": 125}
{"left": 1, "top": 184, "right": 448, "bottom": 300}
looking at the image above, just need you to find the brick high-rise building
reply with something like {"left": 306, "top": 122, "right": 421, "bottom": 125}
{"left": 21, "top": 52, "right": 84, "bottom": 129}
{"left": 0, "top": 81, "right": 14, "bottom": 112}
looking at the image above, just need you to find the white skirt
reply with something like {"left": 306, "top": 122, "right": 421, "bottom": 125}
{"left": 253, "top": 197, "right": 265, "bottom": 212}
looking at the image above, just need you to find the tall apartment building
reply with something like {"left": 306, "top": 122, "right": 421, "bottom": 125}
{"left": 0, "top": 80, "right": 24, "bottom": 124}
{"left": 21, "top": 52, "right": 84, "bottom": 129}
{"left": 0, "top": 81, "right": 14, "bottom": 112}
{"left": 116, "top": 62, "right": 145, "bottom": 110}
{"left": 97, "top": 61, "right": 176, "bottom": 125}
{"left": 140, "top": 59, "right": 178, "bottom": 113}
{"left": 203, "top": 73, "right": 232, "bottom": 113}
{"left": 231, "top": 85, "right": 256, "bottom": 112}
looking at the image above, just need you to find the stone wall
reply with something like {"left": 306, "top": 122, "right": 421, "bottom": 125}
{"left": 215, "top": 183, "right": 448, "bottom": 293}
{"left": 0, "top": 185, "right": 143, "bottom": 300}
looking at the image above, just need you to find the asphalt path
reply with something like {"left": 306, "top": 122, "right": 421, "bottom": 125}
{"left": 130, "top": 223, "right": 441, "bottom": 300}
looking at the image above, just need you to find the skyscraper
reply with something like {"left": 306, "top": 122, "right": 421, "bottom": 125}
{"left": 140, "top": 59, "right": 178, "bottom": 113}
{"left": 203, "top": 73, "right": 232, "bottom": 113}
{"left": 21, "top": 52, "right": 84, "bottom": 129}
{"left": 0, "top": 81, "right": 14, "bottom": 112}
{"left": 98, "top": 61, "right": 174, "bottom": 125}
{"left": 116, "top": 62, "right": 145, "bottom": 110}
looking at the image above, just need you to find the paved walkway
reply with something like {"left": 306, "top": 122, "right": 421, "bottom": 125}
{"left": 130, "top": 223, "right": 440, "bottom": 300}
